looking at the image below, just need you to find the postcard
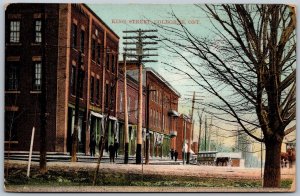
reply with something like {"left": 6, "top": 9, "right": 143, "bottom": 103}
{"left": 4, "top": 2, "right": 296, "bottom": 192}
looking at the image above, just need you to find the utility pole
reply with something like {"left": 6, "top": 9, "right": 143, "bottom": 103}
{"left": 39, "top": 4, "right": 47, "bottom": 174}
{"left": 71, "top": 53, "right": 83, "bottom": 162}
{"left": 183, "top": 118, "right": 187, "bottom": 165}
{"left": 145, "top": 85, "right": 155, "bottom": 164}
{"left": 187, "top": 91, "right": 195, "bottom": 164}
{"left": 204, "top": 116, "right": 207, "bottom": 151}
{"left": 184, "top": 91, "right": 203, "bottom": 163}
{"left": 208, "top": 116, "right": 212, "bottom": 151}
{"left": 137, "top": 38, "right": 143, "bottom": 164}
{"left": 123, "top": 54, "right": 129, "bottom": 164}
{"left": 197, "top": 109, "right": 204, "bottom": 152}
{"left": 123, "top": 29, "right": 158, "bottom": 164}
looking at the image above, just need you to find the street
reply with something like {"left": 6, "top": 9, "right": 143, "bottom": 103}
{"left": 4, "top": 159, "right": 295, "bottom": 192}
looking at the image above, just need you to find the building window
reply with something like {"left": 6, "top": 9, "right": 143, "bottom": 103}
{"left": 71, "top": 23, "right": 77, "bottom": 48}
{"left": 78, "top": 68, "right": 85, "bottom": 98}
{"left": 10, "top": 21, "right": 20, "bottom": 43}
{"left": 128, "top": 97, "right": 131, "bottom": 116}
{"left": 7, "top": 64, "right": 19, "bottom": 90}
{"left": 135, "top": 100, "right": 138, "bottom": 119}
{"left": 97, "top": 43, "right": 101, "bottom": 64}
{"left": 119, "top": 91, "right": 123, "bottom": 112}
{"left": 106, "top": 53, "right": 110, "bottom": 70}
{"left": 96, "top": 78, "right": 100, "bottom": 105}
{"left": 34, "top": 20, "right": 42, "bottom": 43}
{"left": 111, "top": 55, "right": 115, "bottom": 73}
{"left": 92, "top": 39, "right": 96, "bottom": 61}
{"left": 90, "top": 76, "right": 94, "bottom": 103}
{"left": 33, "top": 62, "right": 42, "bottom": 90}
{"left": 70, "top": 65, "right": 76, "bottom": 95}
{"left": 110, "top": 85, "right": 114, "bottom": 106}
{"left": 105, "top": 83, "right": 109, "bottom": 108}
{"left": 80, "top": 29, "right": 85, "bottom": 53}
{"left": 163, "top": 115, "right": 165, "bottom": 130}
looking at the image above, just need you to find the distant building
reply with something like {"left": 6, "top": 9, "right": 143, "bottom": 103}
{"left": 119, "top": 61, "right": 181, "bottom": 158}
{"left": 176, "top": 114, "right": 193, "bottom": 160}
{"left": 5, "top": 3, "right": 119, "bottom": 154}
{"left": 116, "top": 70, "right": 146, "bottom": 157}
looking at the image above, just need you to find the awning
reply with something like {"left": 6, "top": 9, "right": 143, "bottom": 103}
{"left": 168, "top": 110, "right": 180, "bottom": 117}
{"left": 90, "top": 111, "right": 103, "bottom": 118}
{"left": 183, "top": 143, "right": 195, "bottom": 154}
{"left": 109, "top": 116, "right": 118, "bottom": 121}
{"left": 169, "top": 130, "right": 177, "bottom": 137}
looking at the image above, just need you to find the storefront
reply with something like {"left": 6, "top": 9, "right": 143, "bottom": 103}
{"left": 67, "top": 106, "right": 86, "bottom": 154}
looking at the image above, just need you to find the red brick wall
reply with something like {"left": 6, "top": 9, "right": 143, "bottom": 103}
{"left": 116, "top": 75, "right": 146, "bottom": 126}
{"left": 5, "top": 4, "right": 60, "bottom": 152}
{"left": 5, "top": 4, "right": 120, "bottom": 154}
{"left": 146, "top": 71, "right": 179, "bottom": 135}
{"left": 176, "top": 115, "right": 192, "bottom": 160}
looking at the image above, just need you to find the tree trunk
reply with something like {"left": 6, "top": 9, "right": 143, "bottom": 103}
{"left": 263, "top": 139, "right": 282, "bottom": 187}
{"left": 124, "top": 142, "right": 129, "bottom": 164}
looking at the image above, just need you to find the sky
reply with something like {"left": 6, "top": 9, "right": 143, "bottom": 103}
{"left": 87, "top": 3, "right": 297, "bottom": 154}
{"left": 88, "top": 4, "right": 237, "bottom": 147}
{"left": 87, "top": 4, "right": 210, "bottom": 138}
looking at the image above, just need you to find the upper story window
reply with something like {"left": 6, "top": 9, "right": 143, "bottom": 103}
{"left": 7, "top": 63, "right": 19, "bottom": 90}
{"left": 110, "top": 85, "right": 114, "bottom": 106}
{"left": 70, "top": 65, "right": 76, "bottom": 95}
{"left": 105, "top": 83, "right": 109, "bottom": 108}
{"left": 33, "top": 62, "right": 42, "bottom": 90}
{"left": 128, "top": 97, "right": 131, "bottom": 116}
{"left": 90, "top": 76, "right": 94, "bottom": 103}
{"left": 9, "top": 21, "right": 20, "bottom": 43}
{"left": 119, "top": 91, "right": 123, "bottom": 112}
{"left": 80, "top": 29, "right": 85, "bottom": 53}
{"left": 97, "top": 43, "right": 101, "bottom": 64}
{"left": 111, "top": 55, "right": 115, "bottom": 73}
{"left": 34, "top": 20, "right": 42, "bottom": 43}
{"left": 92, "top": 39, "right": 96, "bottom": 61}
{"left": 134, "top": 100, "right": 138, "bottom": 119}
{"left": 106, "top": 53, "right": 110, "bottom": 70}
{"left": 71, "top": 23, "right": 77, "bottom": 48}
{"left": 78, "top": 68, "right": 85, "bottom": 98}
{"left": 96, "top": 78, "right": 100, "bottom": 105}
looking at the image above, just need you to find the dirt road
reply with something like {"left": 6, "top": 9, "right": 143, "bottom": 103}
{"left": 4, "top": 160, "right": 296, "bottom": 192}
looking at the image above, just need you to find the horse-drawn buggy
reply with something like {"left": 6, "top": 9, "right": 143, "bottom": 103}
{"left": 196, "top": 151, "right": 218, "bottom": 165}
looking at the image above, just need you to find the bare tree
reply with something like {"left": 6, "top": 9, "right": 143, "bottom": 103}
{"left": 93, "top": 61, "right": 122, "bottom": 185}
{"left": 155, "top": 4, "right": 296, "bottom": 188}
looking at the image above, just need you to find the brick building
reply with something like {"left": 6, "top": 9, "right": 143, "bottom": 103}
{"left": 176, "top": 114, "right": 193, "bottom": 160}
{"left": 116, "top": 69, "right": 146, "bottom": 157}
{"left": 5, "top": 3, "right": 119, "bottom": 155}
{"left": 123, "top": 63, "right": 181, "bottom": 158}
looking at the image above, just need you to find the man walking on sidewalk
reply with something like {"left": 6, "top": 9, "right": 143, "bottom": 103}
{"left": 109, "top": 142, "right": 115, "bottom": 163}
{"left": 114, "top": 139, "right": 119, "bottom": 159}
{"left": 174, "top": 150, "right": 178, "bottom": 162}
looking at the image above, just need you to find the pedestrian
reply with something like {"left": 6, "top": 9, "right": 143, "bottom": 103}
{"left": 108, "top": 142, "right": 115, "bottom": 163}
{"left": 89, "top": 139, "right": 96, "bottom": 157}
{"left": 174, "top": 150, "right": 178, "bottom": 162}
{"left": 114, "top": 139, "right": 119, "bottom": 158}
{"left": 170, "top": 149, "right": 174, "bottom": 160}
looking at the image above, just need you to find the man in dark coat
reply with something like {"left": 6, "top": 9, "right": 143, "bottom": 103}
{"left": 89, "top": 139, "right": 96, "bottom": 157}
{"left": 174, "top": 150, "right": 178, "bottom": 162}
{"left": 108, "top": 142, "right": 115, "bottom": 163}
{"left": 170, "top": 149, "right": 174, "bottom": 160}
{"left": 114, "top": 139, "right": 119, "bottom": 158}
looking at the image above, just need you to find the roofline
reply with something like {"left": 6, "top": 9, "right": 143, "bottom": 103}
{"left": 83, "top": 4, "right": 120, "bottom": 39}
{"left": 145, "top": 67, "right": 181, "bottom": 97}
